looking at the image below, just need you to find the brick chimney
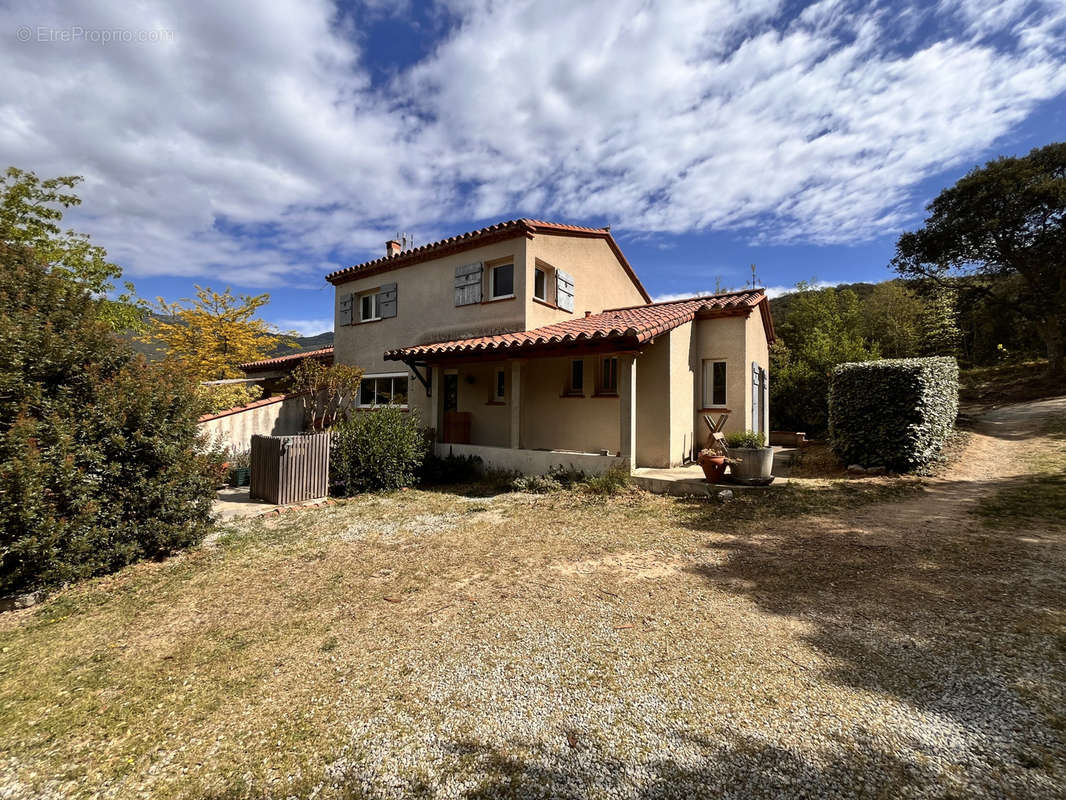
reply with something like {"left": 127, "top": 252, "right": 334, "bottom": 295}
{"left": 386, "top": 239, "right": 402, "bottom": 257}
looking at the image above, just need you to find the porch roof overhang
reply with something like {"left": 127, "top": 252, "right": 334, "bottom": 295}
{"left": 384, "top": 289, "right": 773, "bottom": 365}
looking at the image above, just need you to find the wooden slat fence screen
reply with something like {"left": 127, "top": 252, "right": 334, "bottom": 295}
{"left": 250, "top": 432, "right": 330, "bottom": 505}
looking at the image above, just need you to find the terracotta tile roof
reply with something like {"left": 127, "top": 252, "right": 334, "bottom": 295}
{"left": 239, "top": 346, "right": 334, "bottom": 372}
{"left": 385, "top": 290, "right": 771, "bottom": 361}
{"left": 197, "top": 392, "right": 304, "bottom": 423}
{"left": 325, "top": 218, "right": 651, "bottom": 302}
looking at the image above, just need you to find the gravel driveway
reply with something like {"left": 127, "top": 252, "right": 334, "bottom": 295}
{"left": 1, "top": 400, "right": 1063, "bottom": 799}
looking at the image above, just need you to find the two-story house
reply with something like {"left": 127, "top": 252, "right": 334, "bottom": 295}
{"left": 326, "top": 219, "right": 774, "bottom": 474}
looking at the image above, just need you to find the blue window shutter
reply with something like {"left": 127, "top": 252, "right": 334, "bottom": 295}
{"left": 379, "top": 282, "right": 397, "bottom": 318}
{"left": 556, "top": 269, "right": 575, "bottom": 311}
{"left": 339, "top": 292, "right": 354, "bottom": 326}
{"left": 455, "top": 263, "right": 483, "bottom": 306}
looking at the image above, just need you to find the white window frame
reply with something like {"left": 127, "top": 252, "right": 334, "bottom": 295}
{"left": 359, "top": 291, "right": 381, "bottom": 322}
{"left": 490, "top": 262, "right": 515, "bottom": 300}
{"left": 357, "top": 372, "right": 410, "bottom": 408}
{"left": 494, "top": 368, "right": 506, "bottom": 402}
{"left": 702, "top": 359, "right": 727, "bottom": 408}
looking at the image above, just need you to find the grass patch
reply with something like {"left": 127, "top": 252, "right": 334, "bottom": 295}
{"left": 976, "top": 473, "right": 1066, "bottom": 528}
{"left": 960, "top": 360, "right": 1063, "bottom": 406}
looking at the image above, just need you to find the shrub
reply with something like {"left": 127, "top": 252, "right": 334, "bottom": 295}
{"left": 512, "top": 465, "right": 586, "bottom": 493}
{"left": 725, "top": 430, "right": 766, "bottom": 449}
{"left": 198, "top": 383, "right": 259, "bottom": 415}
{"left": 419, "top": 452, "right": 484, "bottom": 486}
{"left": 0, "top": 244, "right": 215, "bottom": 596}
{"left": 582, "top": 465, "right": 632, "bottom": 496}
{"left": 330, "top": 407, "right": 426, "bottom": 493}
{"left": 828, "top": 356, "right": 959, "bottom": 471}
{"left": 511, "top": 473, "right": 563, "bottom": 493}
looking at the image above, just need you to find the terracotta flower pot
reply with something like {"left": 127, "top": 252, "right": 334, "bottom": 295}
{"left": 698, "top": 453, "right": 728, "bottom": 484}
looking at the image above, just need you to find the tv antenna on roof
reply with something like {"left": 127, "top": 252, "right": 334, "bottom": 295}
{"left": 396, "top": 232, "right": 414, "bottom": 251}
{"left": 750, "top": 263, "right": 758, "bottom": 289}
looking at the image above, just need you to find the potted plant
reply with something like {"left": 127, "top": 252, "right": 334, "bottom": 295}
{"left": 696, "top": 449, "right": 729, "bottom": 484}
{"left": 228, "top": 449, "right": 251, "bottom": 487}
{"left": 724, "top": 430, "right": 774, "bottom": 484}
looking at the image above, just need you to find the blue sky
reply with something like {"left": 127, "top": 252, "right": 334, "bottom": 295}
{"left": 3, "top": 0, "right": 1065, "bottom": 335}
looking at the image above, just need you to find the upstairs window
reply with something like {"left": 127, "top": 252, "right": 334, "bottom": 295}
{"left": 491, "top": 262, "right": 514, "bottom": 299}
{"left": 534, "top": 266, "right": 547, "bottom": 301}
{"left": 360, "top": 292, "right": 381, "bottom": 322}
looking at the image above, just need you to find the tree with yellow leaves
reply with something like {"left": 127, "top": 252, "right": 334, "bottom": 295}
{"left": 144, "top": 286, "right": 287, "bottom": 381}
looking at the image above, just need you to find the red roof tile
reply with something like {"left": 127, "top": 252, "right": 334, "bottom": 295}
{"left": 240, "top": 346, "right": 334, "bottom": 372}
{"left": 325, "top": 218, "right": 651, "bottom": 302}
{"left": 385, "top": 290, "right": 772, "bottom": 361}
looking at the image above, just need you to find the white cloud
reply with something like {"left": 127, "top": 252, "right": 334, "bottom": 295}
{"left": 652, "top": 280, "right": 844, "bottom": 303}
{"left": 275, "top": 318, "right": 335, "bottom": 337}
{"left": 1, "top": 0, "right": 1064, "bottom": 285}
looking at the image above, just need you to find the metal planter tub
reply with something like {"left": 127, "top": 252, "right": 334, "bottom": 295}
{"left": 726, "top": 447, "right": 775, "bottom": 484}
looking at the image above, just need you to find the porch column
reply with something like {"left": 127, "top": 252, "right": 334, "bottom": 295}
{"left": 510, "top": 359, "right": 522, "bottom": 449}
{"left": 618, "top": 353, "right": 636, "bottom": 466}
{"left": 432, "top": 365, "right": 443, "bottom": 443}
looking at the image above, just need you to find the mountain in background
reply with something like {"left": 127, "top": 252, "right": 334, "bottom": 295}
{"left": 124, "top": 313, "right": 335, "bottom": 362}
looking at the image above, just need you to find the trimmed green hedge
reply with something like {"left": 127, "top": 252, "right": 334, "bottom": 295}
{"left": 828, "top": 357, "right": 958, "bottom": 471}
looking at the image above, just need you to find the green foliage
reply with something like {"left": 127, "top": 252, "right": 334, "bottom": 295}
{"left": 290, "top": 359, "right": 364, "bottom": 430}
{"left": 581, "top": 466, "right": 632, "bottom": 496}
{"left": 770, "top": 283, "right": 881, "bottom": 434}
{"left": 828, "top": 357, "right": 959, "bottom": 472}
{"left": 893, "top": 142, "right": 1066, "bottom": 375}
{"left": 419, "top": 452, "right": 484, "bottom": 485}
{"left": 511, "top": 464, "right": 631, "bottom": 496}
{"left": 511, "top": 473, "right": 564, "bottom": 493}
{"left": 0, "top": 166, "right": 142, "bottom": 331}
{"left": 724, "top": 430, "right": 767, "bottom": 449}
{"left": 0, "top": 244, "right": 214, "bottom": 595}
{"left": 198, "top": 383, "right": 260, "bottom": 415}
{"left": 330, "top": 408, "right": 426, "bottom": 493}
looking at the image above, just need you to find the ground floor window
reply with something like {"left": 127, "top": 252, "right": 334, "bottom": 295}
{"left": 597, "top": 356, "right": 618, "bottom": 394}
{"left": 566, "top": 359, "right": 584, "bottom": 395}
{"left": 702, "top": 359, "right": 727, "bottom": 407}
{"left": 494, "top": 368, "right": 506, "bottom": 401}
{"left": 358, "top": 373, "right": 409, "bottom": 408}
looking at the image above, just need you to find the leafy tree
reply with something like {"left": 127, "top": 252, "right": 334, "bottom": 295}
{"left": 893, "top": 142, "right": 1066, "bottom": 375}
{"left": 862, "top": 281, "right": 923, "bottom": 358}
{"left": 290, "top": 358, "right": 365, "bottom": 430}
{"left": 199, "top": 383, "right": 261, "bottom": 415}
{"left": 145, "top": 286, "right": 288, "bottom": 381}
{"left": 0, "top": 243, "right": 214, "bottom": 595}
{"left": 770, "top": 283, "right": 880, "bottom": 434}
{"left": 0, "top": 166, "right": 142, "bottom": 331}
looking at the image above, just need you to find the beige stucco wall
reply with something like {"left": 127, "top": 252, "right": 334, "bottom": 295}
{"left": 635, "top": 335, "right": 670, "bottom": 467}
{"left": 690, "top": 311, "right": 771, "bottom": 440}
{"left": 668, "top": 322, "right": 697, "bottom": 464}
{"left": 520, "top": 356, "right": 621, "bottom": 454}
{"left": 198, "top": 396, "right": 305, "bottom": 452}
{"left": 524, "top": 234, "right": 648, "bottom": 328}
{"left": 332, "top": 237, "right": 529, "bottom": 376}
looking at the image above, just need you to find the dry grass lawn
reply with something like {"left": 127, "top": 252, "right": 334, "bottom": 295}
{"left": 0, "top": 399, "right": 1064, "bottom": 799}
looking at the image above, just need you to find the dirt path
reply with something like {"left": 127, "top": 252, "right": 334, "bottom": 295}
{"left": 805, "top": 396, "right": 1066, "bottom": 541}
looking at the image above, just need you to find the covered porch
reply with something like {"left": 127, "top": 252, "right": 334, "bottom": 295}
{"left": 419, "top": 352, "right": 643, "bottom": 475}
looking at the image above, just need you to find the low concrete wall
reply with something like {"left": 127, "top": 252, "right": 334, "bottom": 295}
{"left": 199, "top": 394, "right": 305, "bottom": 452}
{"left": 435, "top": 443, "right": 629, "bottom": 476}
